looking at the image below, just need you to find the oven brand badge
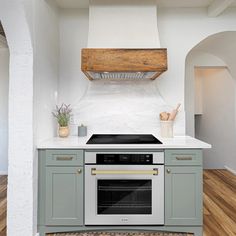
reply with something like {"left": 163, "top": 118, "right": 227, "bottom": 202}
{"left": 121, "top": 218, "right": 129, "bottom": 222}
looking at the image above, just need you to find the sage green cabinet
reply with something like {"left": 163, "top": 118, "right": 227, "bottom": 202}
{"left": 38, "top": 148, "right": 204, "bottom": 235}
{"left": 38, "top": 150, "right": 84, "bottom": 228}
{"left": 165, "top": 149, "right": 203, "bottom": 226}
{"left": 46, "top": 150, "right": 84, "bottom": 166}
{"left": 45, "top": 166, "right": 84, "bottom": 226}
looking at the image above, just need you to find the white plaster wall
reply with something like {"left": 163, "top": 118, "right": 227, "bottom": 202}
{"left": 59, "top": 8, "right": 89, "bottom": 106}
{"left": 59, "top": 8, "right": 91, "bottom": 135}
{"left": 34, "top": 0, "right": 59, "bottom": 142}
{"left": 0, "top": 48, "right": 9, "bottom": 174}
{"left": 33, "top": 1, "right": 60, "bottom": 234}
{"left": 156, "top": 7, "right": 236, "bottom": 108}
{"left": 59, "top": 7, "right": 236, "bottom": 136}
{"left": 195, "top": 68, "right": 236, "bottom": 171}
{"left": 194, "top": 70, "right": 203, "bottom": 115}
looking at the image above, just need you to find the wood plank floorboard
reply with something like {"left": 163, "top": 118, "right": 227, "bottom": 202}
{"left": 0, "top": 171, "right": 235, "bottom": 236}
{"left": 203, "top": 170, "right": 236, "bottom": 236}
{"left": 0, "top": 176, "right": 7, "bottom": 236}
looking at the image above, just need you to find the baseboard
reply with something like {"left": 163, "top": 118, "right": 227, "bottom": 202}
{"left": 0, "top": 171, "right": 8, "bottom": 175}
{"left": 225, "top": 165, "right": 236, "bottom": 175}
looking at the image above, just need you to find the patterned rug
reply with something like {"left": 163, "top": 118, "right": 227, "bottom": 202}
{"left": 47, "top": 231, "right": 194, "bottom": 236}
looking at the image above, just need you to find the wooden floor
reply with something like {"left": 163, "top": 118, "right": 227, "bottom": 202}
{"left": 203, "top": 170, "right": 236, "bottom": 236}
{"left": 0, "top": 170, "right": 235, "bottom": 236}
{"left": 0, "top": 176, "right": 7, "bottom": 236}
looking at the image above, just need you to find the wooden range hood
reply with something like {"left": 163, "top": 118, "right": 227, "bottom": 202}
{"left": 81, "top": 48, "right": 167, "bottom": 80}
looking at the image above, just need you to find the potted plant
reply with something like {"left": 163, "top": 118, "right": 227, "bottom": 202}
{"left": 52, "top": 103, "right": 72, "bottom": 138}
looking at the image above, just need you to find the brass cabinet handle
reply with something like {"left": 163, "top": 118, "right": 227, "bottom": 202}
{"left": 166, "top": 169, "right": 171, "bottom": 174}
{"left": 91, "top": 168, "right": 158, "bottom": 176}
{"left": 56, "top": 156, "right": 73, "bottom": 161}
{"left": 77, "top": 168, "right": 82, "bottom": 174}
{"left": 176, "top": 156, "right": 192, "bottom": 161}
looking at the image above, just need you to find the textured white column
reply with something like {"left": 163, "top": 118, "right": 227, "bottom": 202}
{"left": 0, "top": 1, "right": 34, "bottom": 235}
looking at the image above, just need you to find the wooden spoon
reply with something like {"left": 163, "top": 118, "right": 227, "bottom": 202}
{"left": 168, "top": 103, "right": 181, "bottom": 121}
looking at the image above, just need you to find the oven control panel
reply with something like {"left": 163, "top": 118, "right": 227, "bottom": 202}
{"left": 85, "top": 151, "right": 164, "bottom": 164}
{"left": 96, "top": 153, "right": 153, "bottom": 164}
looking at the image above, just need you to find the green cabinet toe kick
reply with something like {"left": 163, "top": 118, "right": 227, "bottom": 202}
{"left": 38, "top": 149, "right": 203, "bottom": 236}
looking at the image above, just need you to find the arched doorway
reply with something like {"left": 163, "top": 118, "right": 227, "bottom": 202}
{"left": 185, "top": 31, "right": 236, "bottom": 172}
{"left": 0, "top": 1, "right": 34, "bottom": 235}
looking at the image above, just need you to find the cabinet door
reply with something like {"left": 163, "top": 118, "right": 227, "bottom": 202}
{"left": 165, "top": 166, "right": 202, "bottom": 226}
{"left": 45, "top": 166, "right": 83, "bottom": 225}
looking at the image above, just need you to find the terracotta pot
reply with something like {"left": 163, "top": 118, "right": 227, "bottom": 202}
{"left": 58, "top": 126, "right": 69, "bottom": 138}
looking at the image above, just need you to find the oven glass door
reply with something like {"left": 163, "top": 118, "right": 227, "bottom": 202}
{"left": 85, "top": 165, "right": 164, "bottom": 225}
{"left": 97, "top": 179, "right": 152, "bottom": 215}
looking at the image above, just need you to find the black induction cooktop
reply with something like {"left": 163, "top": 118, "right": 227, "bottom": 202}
{"left": 86, "top": 134, "right": 162, "bottom": 144}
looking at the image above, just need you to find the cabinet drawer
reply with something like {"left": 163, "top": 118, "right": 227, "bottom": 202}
{"left": 165, "top": 149, "right": 202, "bottom": 166}
{"left": 46, "top": 150, "right": 83, "bottom": 166}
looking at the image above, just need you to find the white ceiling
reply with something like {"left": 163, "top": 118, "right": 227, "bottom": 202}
{"left": 52, "top": 0, "right": 236, "bottom": 9}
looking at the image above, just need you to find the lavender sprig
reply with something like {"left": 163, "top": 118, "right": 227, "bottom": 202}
{"left": 52, "top": 103, "right": 72, "bottom": 127}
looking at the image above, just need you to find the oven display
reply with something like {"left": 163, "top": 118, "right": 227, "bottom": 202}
{"left": 97, "top": 179, "right": 152, "bottom": 215}
{"left": 96, "top": 154, "right": 153, "bottom": 164}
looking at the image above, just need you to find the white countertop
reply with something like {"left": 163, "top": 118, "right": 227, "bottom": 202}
{"left": 37, "top": 135, "right": 211, "bottom": 149}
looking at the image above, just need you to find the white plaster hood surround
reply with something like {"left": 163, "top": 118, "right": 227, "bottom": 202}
{"left": 73, "top": 0, "right": 184, "bottom": 135}
{"left": 88, "top": 0, "right": 161, "bottom": 48}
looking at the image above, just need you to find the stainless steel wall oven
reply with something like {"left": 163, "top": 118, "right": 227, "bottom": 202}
{"left": 85, "top": 151, "right": 164, "bottom": 225}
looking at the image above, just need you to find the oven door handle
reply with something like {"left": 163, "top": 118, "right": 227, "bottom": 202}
{"left": 91, "top": 168, "right": 158, "bottom": 175}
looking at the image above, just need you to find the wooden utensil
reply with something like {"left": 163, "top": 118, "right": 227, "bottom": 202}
{"left": 160, "top": 112, "right": 170, "bottom": 121}
{"left": 168, "top": 103, "right": 181, "bottom": 121}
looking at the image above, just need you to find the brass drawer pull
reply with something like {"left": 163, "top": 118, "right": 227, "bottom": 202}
{"left": 166, "top": 169, "right": 171, "bottom": 174}
{"left": 56, "top": 156, "right": 73, "bottom": 161}
{"left": 176, "top": 156, "right": 193, "bottom": 161}
{"left": 77, "top": 168, "right": 82, "bottom": 174}
{"left": 91, "top": 168, "right": 158, "bottom": 176}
